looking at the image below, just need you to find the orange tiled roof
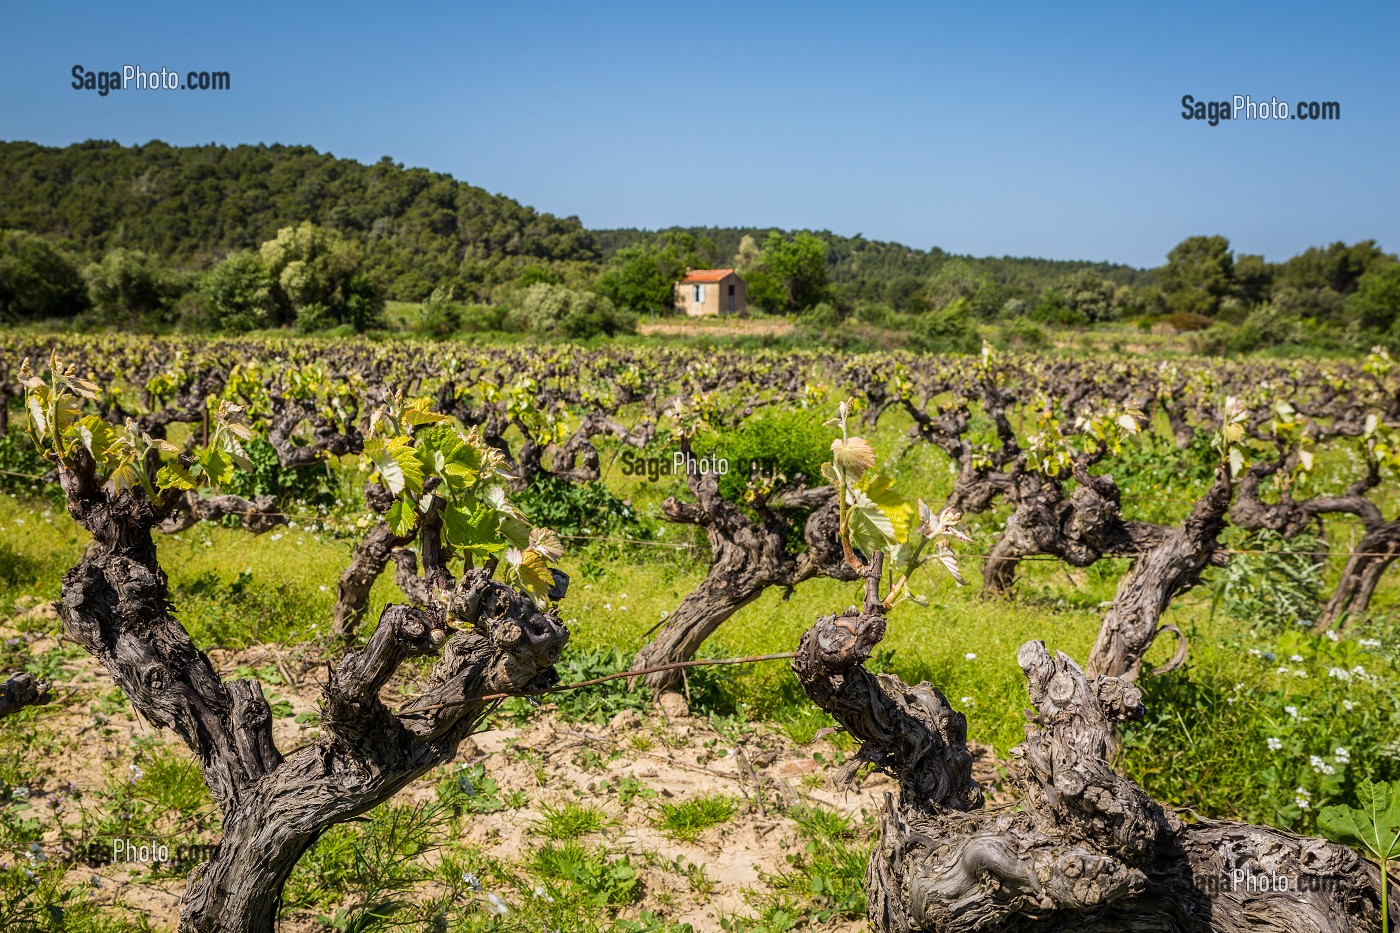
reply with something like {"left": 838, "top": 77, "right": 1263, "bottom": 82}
{"left": 679, "top": 269, "right": 736, "bottom": 283}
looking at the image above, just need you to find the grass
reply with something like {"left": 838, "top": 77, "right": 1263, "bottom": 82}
{"left": 2, "top": 391, "right": 1400, "bottom": 928}
{"left": 535, "top": 801, "right": 613, "bottom": 840}
{"left": 751, "top": 803, "right": 869, "bottom": 925}
{"left": 649, "top": 794, "right": 739, "bottom": 843}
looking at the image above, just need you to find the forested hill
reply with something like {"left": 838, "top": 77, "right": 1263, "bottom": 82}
{"left": 0, "top": 140, "right": 601, "bottom": 298}
{"left": 594, "top": 226, "right": 1156, "bottom": 292}
{"left": 0, "top": 141, "right": 1162, "bottom": 302}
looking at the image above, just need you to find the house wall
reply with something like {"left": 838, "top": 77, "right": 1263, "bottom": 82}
{"left": 676, "top": 274, "right": 746, "bottom": 316}
{"left": 726, "top": 277, "right": 747, "bottom": 315}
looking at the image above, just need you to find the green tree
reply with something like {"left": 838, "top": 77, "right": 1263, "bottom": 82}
{"left": 925, "top": 259, "right": 1003, "bottom": 317}
{"left": 1057, "top": 269, "right": 1117, "bottom": 322}
{"left": 198, "top": 252, "right": 276, "bottom": 333}
{"left": 760, "top": 231, "right": 829, "bottom": 312}
{"left": 1275, "top": 240, "right": 1395, "bottom": 320}
{"left": 1349, "top": 265, "right": 1400, "bottom": 332}
{"left": 258, "top": 222, "right": 384, "bottom": 331}
{"left": 1030, "top": 289, "right": 1088, "bottom": 326}
{"left": 914, "top": 296, "right": 980, "bottom": 351}
{"left": 1160, "top": 235, "right": 1234, "bottom": 316}
{"left": 1277, "top": 240, "right": 1390, "bottom": 295}
{"left": 516, "top": 265, "right": 562, "bottom": 288}
{"left": 0, "top": 229, "right": 87, "bottom": 321}
{"left": 1231, "top": 253, "right": 1274, "bottom": 306}
{"left": 884, "top": 274, "right": 925, "bottom": 313}
{"left": 516, "top": 283, "right": 635, "bottom": 338}
{"left": 596, "top": 231, "right": 704, "bottom": 315}
{"left": 82, "top": 248, "right": 184, "bottom": 325}
{"left": 732, "top": 234, "right": 761, "bottom": 274}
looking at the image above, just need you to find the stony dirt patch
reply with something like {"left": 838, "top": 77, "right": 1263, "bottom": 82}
{"left": 1, "top": 605, "right": 1010, "bottom": 930}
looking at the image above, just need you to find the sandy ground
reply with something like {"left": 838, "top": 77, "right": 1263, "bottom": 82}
{"left": 637, "top": 318, "right": 797, "bottom": 338}
{"left": 1, "top": 600, "right": 1006, "bottom": 930}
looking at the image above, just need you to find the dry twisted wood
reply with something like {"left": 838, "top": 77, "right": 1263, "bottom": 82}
{"left": 791, "top": 581, "right": 1387, "bottom": 932}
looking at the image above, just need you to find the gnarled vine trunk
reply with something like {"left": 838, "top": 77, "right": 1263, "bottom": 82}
{"left": 1086, "top": 463, "right": 1232, "bottom": 680}
{"left": 1316, "top": 520, "right": 1400, "bottom": 631}
{"left": 54, "top": 449, "right": 568, "bottom": 933}
{"left": 0, "top": 672, "right": 50, "bottom": 719}
{"left": 631, "top": 467, "right": 855, "bottom": 692}
{"left": 792, "top": 570, "right": 1388, "bottom": 932}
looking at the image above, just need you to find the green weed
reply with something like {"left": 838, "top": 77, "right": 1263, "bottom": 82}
{"left": 650, "top": 794, "right": 738, "bottom": 843}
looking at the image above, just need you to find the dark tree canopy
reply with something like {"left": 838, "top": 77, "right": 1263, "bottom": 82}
{"left": 0, "top": 229, "right": 88, "bottom": 321}
{"left": 0, "top": 140, "right": 601, "bottom": 301}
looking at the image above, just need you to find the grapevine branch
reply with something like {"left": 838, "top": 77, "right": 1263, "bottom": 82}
{"left": 404, "top": 651, "right": 799, "bottom": 711}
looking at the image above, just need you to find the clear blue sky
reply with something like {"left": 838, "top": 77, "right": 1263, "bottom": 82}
{"left": 2, "top": 1, "right": 1396, "bottom": 268}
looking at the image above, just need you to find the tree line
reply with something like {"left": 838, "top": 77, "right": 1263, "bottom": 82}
{"left": 0, "top": 141, "right": 1396, "bottom": 352}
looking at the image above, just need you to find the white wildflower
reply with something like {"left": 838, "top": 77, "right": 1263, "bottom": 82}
{"left": 1266, "top": 737, "right": 1282, "bottom": 751}
{"left": 1334, "top": 747, "right": 1350, "bottom": 763}
{"left": 1310, "top": 755, "right": 1335, "bottom": 775}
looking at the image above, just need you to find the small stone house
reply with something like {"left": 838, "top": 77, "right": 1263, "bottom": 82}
{"left": 676, "top": 269, "right": 746, "bottom": 317}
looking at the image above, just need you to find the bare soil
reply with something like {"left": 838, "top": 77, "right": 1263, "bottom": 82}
{"left": 1, "top": 602, "right": 1008, "bottom": 930}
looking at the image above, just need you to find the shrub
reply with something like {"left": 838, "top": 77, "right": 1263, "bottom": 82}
{"left": 458, "top": 303, "right": 510, "bottom": 333}
{"left": 851, "top": 301, "right": 893, "bottom": 325}
{"left": 516, "top": 283, "right": 635, "bottom": 338}
{"left": 914, "top": 297, "right": 981, "bottom": 352}
{"left": 695, "top": 408, "right": 831, "bottom": 505}
{"left": 197, "top": 252, "right": 276, "bottom": 333}
{"left": 513, "top": 475, "right": 646, "bottom": 539}
{"left": 1164, "top": 310, "right": 1216, "bottom": 332}
{"left": 804, "top": 301, "right": 841, "bottom": 327}
{"left": 82, "top": 248, "right": 184, "bottom": 326}
{"left": 0, "top": 230, "right": 88, "bottom": 321}
{"left": 221, "top": 438, "right": 342, "bottom": 507}
{"left": 1225, "top": 304, "right": 1308, "bottom": 351}
{"left": 1216, "top": 529, "right": 1324, "bottom": 631}
{"left": 1030, "top": 290, "right": 1088, "bottom": 326}
{"left": 413, "top": 285, "right": 462, "bottom": 337}
{"left": 1003, "top": 317, "right": 1048, "bottom": 349}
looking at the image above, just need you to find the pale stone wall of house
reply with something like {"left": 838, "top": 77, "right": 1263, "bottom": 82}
{"left": 676, "top": 273, "right": 746, "bottom": 316}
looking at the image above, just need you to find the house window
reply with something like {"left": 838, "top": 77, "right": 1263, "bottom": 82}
{"left": 693, "top": 284, "right": 705, "bottom": 303}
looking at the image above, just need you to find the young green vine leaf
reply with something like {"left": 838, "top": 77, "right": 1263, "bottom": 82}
{"left": 824, "top": 399, "right": 969, "bottom": 607}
